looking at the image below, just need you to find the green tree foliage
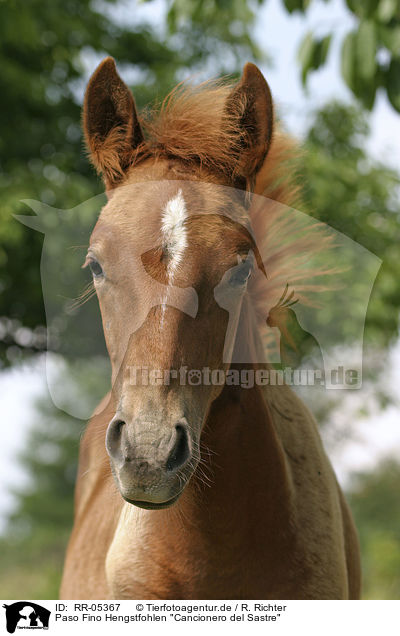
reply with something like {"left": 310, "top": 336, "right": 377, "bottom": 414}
{"left": 348, "top": 460, "right": 400, "bottom": 599}
{"left": 0, "top": 390, "right": 83, "bottom": 598}
{"left": 161, "top": 0, "right": 262, "bottom": 65}
{"left": 302, "top": 102, "right": 400, "bottom": 348}
{"left": 161, "top": 0, "right": 400, "bottom": 112}
{"left": 294, "top": 0, "right": 400, "bottom": 111}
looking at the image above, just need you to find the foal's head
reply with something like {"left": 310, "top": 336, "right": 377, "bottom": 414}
{"left": 84, "top": 58, "right": 273, "bottom": 508}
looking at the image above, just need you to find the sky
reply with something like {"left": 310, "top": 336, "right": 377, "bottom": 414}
{"left": 1, "top": 0, "right": 400, "bottom": 529}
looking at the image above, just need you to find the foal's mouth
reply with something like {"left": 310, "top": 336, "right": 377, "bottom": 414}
{"left": 122, "top": 491, "right": 182, "bottom": 510}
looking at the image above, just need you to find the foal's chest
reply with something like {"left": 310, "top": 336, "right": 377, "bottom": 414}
{"left": 105, "top": 503, "right": 305, "bottom": 599}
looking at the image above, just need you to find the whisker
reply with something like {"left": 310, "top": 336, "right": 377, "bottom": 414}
{"left": 68, "top": 282, "right": 96, "bottom": 311}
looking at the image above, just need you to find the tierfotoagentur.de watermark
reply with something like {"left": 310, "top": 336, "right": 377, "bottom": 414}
{"left": 128, "top": 365, "right": 360, "bottom": 388}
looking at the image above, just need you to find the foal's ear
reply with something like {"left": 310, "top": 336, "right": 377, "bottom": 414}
{"left": 83, "top": 57, "right": 144, "bottom": 187}
{"left": 225, "top": 63, "right": 273, "bottom": 189}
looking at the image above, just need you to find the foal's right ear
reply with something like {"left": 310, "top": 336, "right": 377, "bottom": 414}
{"left": 83, "top": 57, "right": 144, "bottom": 187}
{"left": 225, "top": 63, "right": 273, "bottom": 191}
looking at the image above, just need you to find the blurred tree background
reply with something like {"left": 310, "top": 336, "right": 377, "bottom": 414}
{"left": 0, "top": 0, "right": 399, "bottom": 599}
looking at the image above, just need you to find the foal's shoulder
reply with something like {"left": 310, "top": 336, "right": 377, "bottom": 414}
{"left": 265, "top": 383, "right": 338, "bottom": 484}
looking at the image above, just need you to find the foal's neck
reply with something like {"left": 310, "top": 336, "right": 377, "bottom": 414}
{"left": 178, "top": 304, "right": 294, "bottom": 535}
{"left": 179, "top": 378, "right": 293, "bottom": 539}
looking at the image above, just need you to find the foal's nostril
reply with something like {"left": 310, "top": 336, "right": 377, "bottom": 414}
{"left": 106, "top": 418, "right": 125, "bottom": 457}
{"left": 166, "top": 425, "right": 191, "bottom": 472}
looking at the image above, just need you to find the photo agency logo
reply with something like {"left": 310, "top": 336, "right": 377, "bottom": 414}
{"left": 2, "top": 602, "right": 51, "bottom": 633}
{"left": 15, "top": 181, "right": 382, "bottom": 419}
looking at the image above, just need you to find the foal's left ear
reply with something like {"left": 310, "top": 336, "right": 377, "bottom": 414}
{"left": 83, "top": 57, "right": 145, "bottom": 188}
{"left": 225, "top": 63, "right": 273, "bottom": 190}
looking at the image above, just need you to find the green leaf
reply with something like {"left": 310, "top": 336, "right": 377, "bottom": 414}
{"left": 283, "top": 0, "right": 305, "bottom": 14}
{"left": 317, "top": 34, "right": 332, "bottom": 66}
{"left": 387, "top": 58, "right": 400, "bottom": 112}
{"left": 340, "top": 22, "right": 380, "bottom": 109}
{"left": 346, "top": 0, "right": 380, "bottom": 18}
{"left": 298, "top": 32, "right": 332, "bottom": 86}
{"left": 341, "top": 31, "right": 357, "bottom": 92}
{"left": 298, "top": 31, "right": 315, "bottom": 85}
{"left": 377, "top": 25, "right": 400, "bottom": 54}
{"left": 356, "top": 20, "right": 377, "bottom": 81}
{"left": 377, "top": 0, "right": 399, "bottom": 23}
{"left": 357, "top": 73, "right": 378, "bottom": 110}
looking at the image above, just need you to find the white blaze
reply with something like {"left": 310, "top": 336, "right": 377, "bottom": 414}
{"left": 161, "top": 189, "right": 187, "bottom": 275}
{"left": 160, "top": 189, "right": 188, "bottom": 324}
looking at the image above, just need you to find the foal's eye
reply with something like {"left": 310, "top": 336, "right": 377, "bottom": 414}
{"left": 88, "top": 258, "right": 104, "bottom": 278}
{"left": 230, "top": 260, "right": 253, "bottom": 286}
